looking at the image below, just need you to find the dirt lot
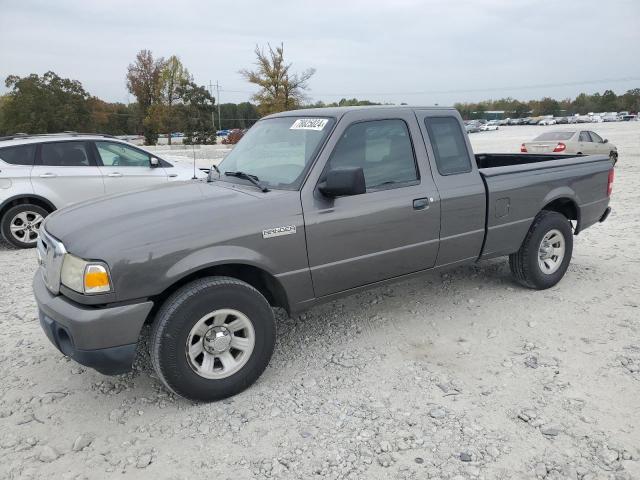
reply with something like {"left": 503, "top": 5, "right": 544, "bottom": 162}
{"left": 1, "top": 123, "right": 639, "bottom": 480}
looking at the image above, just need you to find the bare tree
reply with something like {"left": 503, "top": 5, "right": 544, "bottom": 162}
{"left": 240, "top": 43, "right": 315, "bottom": 115}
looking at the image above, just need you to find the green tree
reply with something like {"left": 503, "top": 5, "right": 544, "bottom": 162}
{"left": 534, "top": 97, "right": 561, "bottom": 116}
{"left": 600, "top": 90, "right": 617, "bottom": 112}
{"left": 0, "top": 71, "right": 92, "bottom": 134}
{"left": 240, "top": 43, "right": 315, "bottom": 115}
{"left": 160, "top": 55, "right": 191, "bottom": 144}
{"left": 126, "top": 49, "right": 165, "bottom": 144}
{"left": 177, "top": 81, "right": 216, "bottom": 144}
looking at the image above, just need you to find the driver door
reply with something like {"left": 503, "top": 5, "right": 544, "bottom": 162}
{"left": 93, "top": 141, "right": 168, "bottom": 194}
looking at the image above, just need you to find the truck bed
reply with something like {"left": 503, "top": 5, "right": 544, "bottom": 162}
{"left": 475, "top": 153, "right": 612, "bottom": 260}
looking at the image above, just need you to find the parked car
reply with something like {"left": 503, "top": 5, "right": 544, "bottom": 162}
{"left": 480, "top": 121, "right": 499, "bottom": 131}
{"left": 555, "top": 117, "right": 569, "bottom": 124}
{"left": 621, "top": 114, "right": 638, "bottom": 121}
{"left": 538, "top": 118, "right": 557, "bottom": 126}
{"left": 0, "top": 133, "right": 207, "bottom": 248}
{"left": 464, "top": 121, "right": 480, "bottom": 133}
{"left": 521, "top": 130, "right": 618, "bottom": 163}
{"left": 33, "top": 106, "right": 614, "bottom": 401}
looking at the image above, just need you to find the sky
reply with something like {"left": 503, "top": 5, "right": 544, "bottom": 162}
{"left": 1, "top": 0, "right": 639, "bottom": 106}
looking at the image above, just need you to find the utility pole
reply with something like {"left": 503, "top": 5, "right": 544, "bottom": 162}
{"left": 215, "top": 81, "right": 221, "bottom": 131}
{"left": 208, "top": 81, "right": 217, "bottom": 134}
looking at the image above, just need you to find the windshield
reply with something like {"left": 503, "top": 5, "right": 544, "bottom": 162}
{"left": 534, "top": 132, "right": 575, "bottom": 141}
{"left": 217, "top": 116, "right": 335, "bottom": 190}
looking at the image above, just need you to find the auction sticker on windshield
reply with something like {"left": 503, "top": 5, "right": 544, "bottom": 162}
{"left": 290, "top": 118, "right": 328, "bottom": 131}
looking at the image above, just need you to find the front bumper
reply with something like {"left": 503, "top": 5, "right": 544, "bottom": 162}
{"left": 33, "top": 270, "right": 154, "bottom": 375}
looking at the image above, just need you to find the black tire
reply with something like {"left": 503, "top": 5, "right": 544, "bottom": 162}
{"left": 150, "top": 276, "right": 276, "bottom": 402}
{"left": 610, "top": 151, "right": 618, "bottom": 165}
{"left": 509, "top": 210, "right": 573, "bottom": 290}
{"left": 1, "top": 204, "right": 49, "bottom": 249}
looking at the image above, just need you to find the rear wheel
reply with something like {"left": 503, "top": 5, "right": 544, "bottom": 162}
{"left": 509, "top": 210, "right": 573, "bottom": 289}
{"left": 150, "top": 276, "right": 276, "bottom": 402}
{"left": 1, "top": 204, "right": 49, "bottom": 248}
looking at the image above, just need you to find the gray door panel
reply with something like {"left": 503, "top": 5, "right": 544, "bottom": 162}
{"left": 301, "top": 109, "right": 441, "bottom": 297}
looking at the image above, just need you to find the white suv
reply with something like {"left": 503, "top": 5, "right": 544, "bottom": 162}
{"left": 0, "top": 133, "right": 205, "bottom": 248}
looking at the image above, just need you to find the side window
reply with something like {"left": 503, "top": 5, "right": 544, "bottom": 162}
{"left": 424, "top": 117, "right": 472, "bottom": 175}
{"left": 328, "top": 119, "right": 418, "bottom": 189}
{"left": 95, "top": 141, "right": 150, "bottom": 167}
{"left": 0, "top": 144, "right": 36, "bottom": 165}
{"left": 40, "top": 142, "right": 91, "bottom": 167}
{"left": 579, "top": 131, "right": 591, "bottom": 142}
{"left": 589, "top": 131, "right": 603, "bottom": 143}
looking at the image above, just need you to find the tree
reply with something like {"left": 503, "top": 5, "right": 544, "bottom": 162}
{"left": 0, "top": 71, "right": 92, "bottom": 134}
{"left": 600, "top": 90, "right": 618, "bottom": 112}
{"left": 160, "top": 55, "right": 191, "bottom": 144}
{"left": 176, "top": 81, "right": 216, "bottom": 144}
{"left": 126, "top": 49, "right": 165, "bottom": 144}
{"left": 240, "top": 43, "right": 315, "bottom": 115}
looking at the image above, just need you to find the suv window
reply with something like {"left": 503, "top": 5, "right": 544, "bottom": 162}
{"left": 589, "top": 131, "right": 603, "bottom": 143}
{"left": 327, "top": 119, "right": 418, "bottom": 189}
{"left": 579, "top": 131, "right": 591, "bottom": 142}
{"left": 40, "top": 142, "right": 92, "bottom": 166}
{"left": 95, "top": 141, "right": 151, "bottom": 167}
{"left": 424, "top": 117, "right": 472, "bottom": 175}
{"left": 0, "top": 144, "right": 36, "bottom": 165}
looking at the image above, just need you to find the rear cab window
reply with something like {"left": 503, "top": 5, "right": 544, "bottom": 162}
{"left": 424, "top": 117, "right": 472, "bottom": 175}
{"left": 0, "top": 144, "right": 36, "bottom": 165}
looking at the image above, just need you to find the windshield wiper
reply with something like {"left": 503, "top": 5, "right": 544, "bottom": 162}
{"left": 224, "top": 171, "right": 270, "bottom": 192}
{"left": 206, "top": 164, "right": 220, "bottom": 183}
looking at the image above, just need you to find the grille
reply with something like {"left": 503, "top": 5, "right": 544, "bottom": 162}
{"left": 37, "top": 228, "right": 66, "bottom": 294}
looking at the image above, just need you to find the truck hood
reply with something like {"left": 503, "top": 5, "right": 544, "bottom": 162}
{"left": 44, "top": 180, "right": 285, "bottom": 257}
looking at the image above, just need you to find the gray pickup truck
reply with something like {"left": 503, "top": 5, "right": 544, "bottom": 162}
{"left": 33, "top": 106, "right": 614, "bottom": 401}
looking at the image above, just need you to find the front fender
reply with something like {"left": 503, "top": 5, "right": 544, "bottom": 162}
{"left": 164, "top": 245, "right": 280, "bottom": 284}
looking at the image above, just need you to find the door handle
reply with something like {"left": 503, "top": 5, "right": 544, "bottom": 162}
{"left": 107, "top": 172, "right": 123, "bottom": 177}
{"left": 39, "top": 173, "right": 57, "bottom": 178}
{"left": 413, "top": 198, "right": 430, "bottom": 210}
{"left": 168, "top": 173, "right": 178, "bottom": 178}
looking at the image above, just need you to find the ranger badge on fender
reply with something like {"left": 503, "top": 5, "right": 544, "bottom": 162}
{"left": 262, "top": 225, "right": 297, "bottom": 239}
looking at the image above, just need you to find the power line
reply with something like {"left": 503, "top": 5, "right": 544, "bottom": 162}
{"left": 222, "top": 76, "right": 640, "bottom": 98}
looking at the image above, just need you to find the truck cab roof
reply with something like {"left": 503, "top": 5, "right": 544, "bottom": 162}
{"left": 263, "top": 105, "right": 458, "bottom": 120}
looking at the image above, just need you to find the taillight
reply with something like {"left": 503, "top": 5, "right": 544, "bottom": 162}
{"left": 607, "top": 168, "right": 614, "bottom": 196}
{"left": 553, "top": 142, "right": 566, "bottom": 152}
{"left": 520, "top": 143, "right": 527, "bottom": 153}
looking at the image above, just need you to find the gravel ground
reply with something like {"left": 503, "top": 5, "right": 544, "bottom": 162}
{"left": 1, "top": 123, "right": 639, "bottom": 480}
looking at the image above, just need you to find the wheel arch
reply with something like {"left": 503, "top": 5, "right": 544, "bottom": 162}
{"left": 149, "top": 262, "right": 291, "bottom": 321}
{"left": 0, "top": 194, "right": 57, "bottom": 219}
{"left": 541, "top": 196, "right": 581, "bottom": 233}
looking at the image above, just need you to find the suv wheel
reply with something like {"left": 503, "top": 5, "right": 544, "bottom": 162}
{"left": 150, "top": 276, "right": 276, "bottom": 402}
{"left": 1, "top": 204, "right": 48, "bottom": 249}
{"left": 509, "top": 210, "right": 573, "bottom": 289}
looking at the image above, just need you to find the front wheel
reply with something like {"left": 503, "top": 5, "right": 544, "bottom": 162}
{"left": 150, "top": 276, "right": 276, "bottom": 402}
{"left": 610, "top": 151, "right": 618, "bottom": 165}
{"left": 509, "top": 210, "right": 573, "bottom": 289}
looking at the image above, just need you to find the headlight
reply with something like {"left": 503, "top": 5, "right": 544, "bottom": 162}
{"left": 60, "top": 254, "right": 112, "bottom": 294}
